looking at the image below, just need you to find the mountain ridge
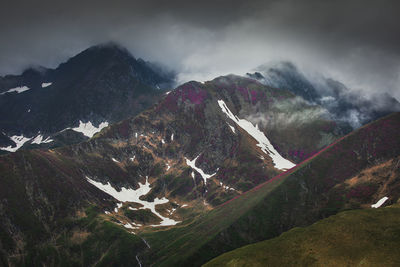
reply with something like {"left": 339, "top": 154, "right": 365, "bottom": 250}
{"left": 0, "top": 43, "right": 176, "bottom": 152}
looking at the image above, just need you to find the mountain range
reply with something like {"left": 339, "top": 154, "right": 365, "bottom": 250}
{"left": 0, "top": 43, "right": 399, "bottom": 266}
{"left": 0, "top": 43, "right": 175, "bottom": 153}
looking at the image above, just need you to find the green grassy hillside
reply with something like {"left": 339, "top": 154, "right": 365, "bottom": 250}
{"left": 140, "top": 112, "right": 400, "bottom": 266}
{"left": 204, "top": 204, "right": 400, "bottom": 267}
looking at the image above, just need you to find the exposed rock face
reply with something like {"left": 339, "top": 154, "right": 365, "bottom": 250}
{"left": 0, "top": 43, "right": 175, "bottom": 151}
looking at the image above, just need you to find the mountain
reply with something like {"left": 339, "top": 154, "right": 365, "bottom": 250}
{"left": 137, "top": 112, "right": 400, "bottom": 266}
{"left": 98, "top": 74, "right": 343, "bottom": 202}
{"left": 247, "top": 62, "right": 400, "bottom": 129}
{"left": 204, "top": 204, "right": 400, "bottom": 266}
{"left": 0, "top": 42, "right": 175, "bottom": 153}
{"left": 0, "top": 75, "right": 343, "bottom": 265}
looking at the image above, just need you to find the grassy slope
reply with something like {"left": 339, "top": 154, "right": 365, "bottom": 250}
{"left": 14, "top": 206, "right": 146, "bottom": 267}
{"left": 204, "top": 204, "right": 400, "bottom": 267}
{"left": 140, "top": 112, "right": 400, "bottom": 266}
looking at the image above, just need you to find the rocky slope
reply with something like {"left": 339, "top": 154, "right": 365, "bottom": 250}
{"left": 138, "top": 112, "right": 400, "bottom": 266}
{"left": 0, "top": 43, "right": 175, "bottom": 153}
{"left": 0, "top": 75, "right": 341, "bottom": 265}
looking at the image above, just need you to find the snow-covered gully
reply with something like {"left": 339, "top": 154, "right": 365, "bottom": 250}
{"left": 86, "top": 176, "right": 180, "bottom": 226}
{"left": 217, "top": 99, "right": 295, "bottom": 170}
{"left": 185, "top": 155, "right": 218, "bottom": 184}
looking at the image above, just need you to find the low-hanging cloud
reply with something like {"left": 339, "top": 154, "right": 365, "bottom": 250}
{"left": 245, "top": 97, "right": 330, "bottom": 129}
{"left": 1, "top": 0, "right": 399, "bottom": 99}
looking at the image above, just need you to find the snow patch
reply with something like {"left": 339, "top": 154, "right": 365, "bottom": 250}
{"left": 86, "top": 176, "right": 180, "bottom": 226}
{"left": 41, "top": 82, "right": 52, "bottom": 88}
{"left": 166, "top": 163, "right": 171, "bottom": 171}
{"left": 220, "top": 182, "right": 236, "bottom": 191}
{"left": 72, "top": 120, "right": 109, "bottom": 138}
{"left": 123, "top": 223, "right": 135, "bottom": 229}
{"left": 161, "top": 139, "right": 165, "bottom": 144}
{"left": 171, "top": 133, "right": 174, "bottom": 141}
{"left": 185, "top": 155, "right": 218, "bottom": 184}
{"left": 0, "top": 135, "right": 31, "bottom": 152}
{"left": 31, "top": 134, "right": 53, "bottom": 144}
{"left": 228, "top": 124, "right": 236, "bottom": 134}
{"left": 112, "top": 158, "right": 119, "bottom": 163}
{"left": 1, "top": 86, "right": 30, "bottom": 95}
{"left": 114, "top": 202, "right": 123, "bottom": 213}
{"left": 371, "top": 197, "right": 389, "bottom": 208}
{"left": 130, "top": 156, "right": 136, "bottom": 162}
{"left": 218, "top": 100, "right": 295, "bottom": 170}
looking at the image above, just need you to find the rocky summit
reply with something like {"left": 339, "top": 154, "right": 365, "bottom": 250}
{"left": 0, "top": 43, "right": 175, "bottom": 153}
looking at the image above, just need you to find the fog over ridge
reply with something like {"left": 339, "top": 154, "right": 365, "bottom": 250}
{"left": 1, "top": 0, "right": 399, "bottom": 99}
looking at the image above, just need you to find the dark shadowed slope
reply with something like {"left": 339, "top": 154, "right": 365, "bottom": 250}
{"left": 0, "top": 42, "right": 175, "bottom": 152}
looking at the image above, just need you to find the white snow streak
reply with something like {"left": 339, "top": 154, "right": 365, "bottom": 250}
{"left": 1, "top": 86, "right": 30, "bottom": 95}
{"left": 112, "top": 158, "right": 119, "bottom": 163}
{"left": 31, "top": 134, "right": 53, "bottom": 144}
{"left": 371, "top": 197, "right": 389, "bottom": 208}
{"left": 220, "top": 182, "right": 236, "bottom": 191}
{"left": 218, "top": 100, "right": 295, "bottom": 170}
{"left": 41, "top": 82, "right": 52, "bottom": 88}
{"left": 123, "top": 223, "right": 135, "bottom": 229}
{"left": 86, "top": 176, "right": 180, "bottom": 226}
{"left": 72, "top": 121, "right": 109, "bottom": 138}
{"left": 228, "top": 124, "right": 236, "bottom": 134}
{"left": 136, "top": 255, "right": 143, "bottom": 267}
{"left": 185, "top": 155, "right": 217, "bottom": 184}
{"left": 0, "top": 135, "right": 31, "bottom": 152}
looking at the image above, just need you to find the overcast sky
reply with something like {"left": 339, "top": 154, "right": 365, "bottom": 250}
{"left": 1, "top": 0, "right": 399, "bottom": 99}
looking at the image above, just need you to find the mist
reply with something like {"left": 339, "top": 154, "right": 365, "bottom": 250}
{"left": 1, "top": 0, "right": 399, "bottom": 99}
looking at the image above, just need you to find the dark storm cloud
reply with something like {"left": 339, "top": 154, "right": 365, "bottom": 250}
{"left": 1, "top": 0, "right": 399, "bottom": 98}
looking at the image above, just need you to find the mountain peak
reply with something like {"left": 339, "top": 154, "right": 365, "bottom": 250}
{"left": 86, "top": 41, "right": 133, "bottom": 58}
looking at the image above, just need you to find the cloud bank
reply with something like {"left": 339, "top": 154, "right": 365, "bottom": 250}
{"left": 1, "top": 0, "right": 399, "bottom": 99}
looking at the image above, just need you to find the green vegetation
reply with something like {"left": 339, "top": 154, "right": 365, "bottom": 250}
{"left": 140, "top": 175, "right": 286, "bottom": 266}
{"left": 11, "top": 206, "right": 146, "bottom": 267}
{"left": 204, "top": 205, "right": 400, "bottom": 267}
